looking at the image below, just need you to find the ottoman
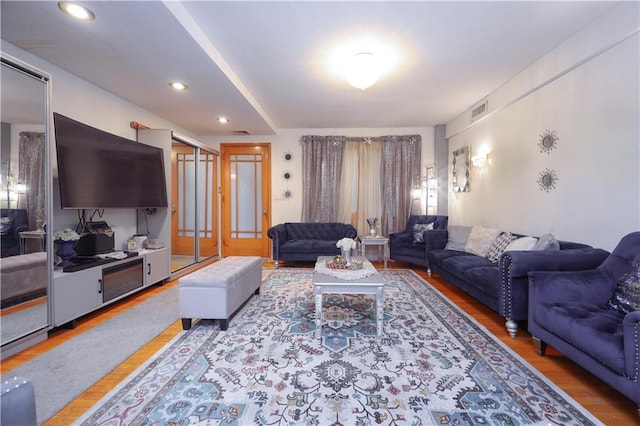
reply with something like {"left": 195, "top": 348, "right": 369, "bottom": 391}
{"left": 1, "top": 376, "right": 37, "bottom": 426}
{"left": 179, "top": 256, "right": 264, "bottom": 330}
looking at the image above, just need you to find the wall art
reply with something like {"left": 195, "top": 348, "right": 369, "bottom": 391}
{"left": 538, "top": 129, "right": 558, "bottom": 154}
{"left": 537, "top": 168, "right": 558, "bottom": 192}
{"left": 282, "top": 170, "right": 293, "bottom": 181}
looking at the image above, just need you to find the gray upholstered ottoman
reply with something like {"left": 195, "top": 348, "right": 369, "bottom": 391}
{"left": 179, "top": 256, "right": 264, "bottom": 330}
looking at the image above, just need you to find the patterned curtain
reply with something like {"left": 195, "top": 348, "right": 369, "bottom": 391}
{"left": 380, "top": 135, "right": 422, "bottom": 237}
{"left": 301, "top": 134, "right": 421, "bottom": 236}
{"left": 18, "top": 131, "right": 46, "bottom": 230}
{"left": 301, "top": 135, "right": 345, "bottom": 222}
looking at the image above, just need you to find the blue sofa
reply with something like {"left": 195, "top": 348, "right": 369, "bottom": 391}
{"left": 1, "top": 209, "right": 28, "bottom": 257}
{"left": 267, "top": 222, "right": 357, "bottom": 264}
{"left": 528, "top": 231, "right": 640, "bottom": 406}
{"left": 425, "top": 228, "right": 609, "bottom": 337}
{"left": 388, "top": 215, "right": 448, "bottom": 266}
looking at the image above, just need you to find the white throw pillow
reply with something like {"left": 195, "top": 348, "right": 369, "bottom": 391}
{"left": 464, "top": 226, "right": 502, "bottom": 257}
{"left": 505, "top": 236, "right": 539, "bottom": 251}
{"left": 445, "top": 225, "right": 473, "bottom": 251}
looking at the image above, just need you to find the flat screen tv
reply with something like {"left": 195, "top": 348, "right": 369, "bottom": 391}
{"left": 53, "top": 113, "right": 168, "bottom": 209}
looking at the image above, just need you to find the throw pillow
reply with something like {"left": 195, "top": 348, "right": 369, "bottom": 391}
{"left": 445, "top": 225, "right": 473, "bottom": 251}
{"left": 465, "top": 226, "right": 502, "bottom": 257}
{"left": 486, "top": 232, "right": 518, "bottom": 263}
{"left": 607, "top": 262, "right": 640, "bottom": 314}
{"left": 534, "top": 233, "right": 560, "bottom": 250}
{"left": 413, "top": 222, "right": 434, "bottom": 244}
{"left": 504, "top": 236, "right": 539, "bottom": 251}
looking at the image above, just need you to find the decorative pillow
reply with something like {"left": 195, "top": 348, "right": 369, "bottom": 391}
{"left": 465, "top": 226, "right": 502, "bottom": 257}
{"left": 445, "top": 225, "right": 473, "bottom": 251}
{"left": 534, "top": 233, "right": 560, "bottom": 250}
{"left": 504, "top": 236, "right": 539, "bottom": 251}
{"left": 413, "top": 222, "right": 434, "bottom": 243}
{"left": 607, "top": 263, "right": 640, "bottom": 314}
{"left": 486, "top": 232, "right": 518, "bottom": 263}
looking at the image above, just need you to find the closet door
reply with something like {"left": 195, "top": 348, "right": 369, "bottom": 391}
{"left": 0, "top": 57, "right": 51, "bottom": 354}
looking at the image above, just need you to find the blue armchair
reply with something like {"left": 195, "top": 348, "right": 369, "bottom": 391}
{"left": 528, "top": 231, "right": 640, "bottom": 405}
{"left": 388, "top": 215, "right": 448, "bottom": 266}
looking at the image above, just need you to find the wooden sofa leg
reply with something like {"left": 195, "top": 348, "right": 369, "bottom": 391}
{"left": 532, "top": 336, "right": 547, "bottom": 356}
{"left": 505, "top": 320, "right": 518, "bottom": 338}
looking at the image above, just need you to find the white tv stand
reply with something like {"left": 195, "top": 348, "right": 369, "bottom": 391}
{"left": 52, "top": 247, "right": 170, "bottom": 327}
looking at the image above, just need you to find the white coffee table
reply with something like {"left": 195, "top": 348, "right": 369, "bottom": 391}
{"left": 313, "top": 256, "right": 385, "bottom": 338}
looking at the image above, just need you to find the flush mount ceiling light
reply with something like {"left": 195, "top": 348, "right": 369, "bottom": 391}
{"left": 58, "top": 1, "right": 95, "bottom": 21}
{"left": 326, "top": 37, "right": 400, "bottom": 90}
{"left": 346, "top": 52, "right": 380, "bottom": 90}
{"left": 169, "top": 81, "right": 188, "bottom": 91}
{"left": 217, "top": 117, "right": 229, "bottom": 124}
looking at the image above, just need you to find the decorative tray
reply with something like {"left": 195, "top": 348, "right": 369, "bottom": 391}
{"left": 325, "top": 256, "right": 364, "bottom": 270}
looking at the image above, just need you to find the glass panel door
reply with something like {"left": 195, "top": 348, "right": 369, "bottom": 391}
{"left": 197, "top": 148, "right": 218, "bottom": 259}
{"left": 171, "top": 141, "right": 196, "bottom": 270}
{"left": 0, "top": 58, "right": 50, "bottom": 348}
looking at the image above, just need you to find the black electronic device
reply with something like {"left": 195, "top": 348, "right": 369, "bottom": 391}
{"left": 53, "top": 112, "right": 168, "bottom": 210}
{"left": 75, "top": 222, "right": 115, "bottom": 256}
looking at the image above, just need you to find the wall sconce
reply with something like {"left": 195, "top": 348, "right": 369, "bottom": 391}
{"left": 471, "top": 152, "right": 489, "bottom": 168}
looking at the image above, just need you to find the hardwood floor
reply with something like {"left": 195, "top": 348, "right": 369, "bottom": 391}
{"left": 2, "top": 260, "right": 637, "bottom": 424}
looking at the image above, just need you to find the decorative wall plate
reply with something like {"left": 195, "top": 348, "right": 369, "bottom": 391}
{"left": 537, "top": 168, "right": 558, "bottom": 192}
{"left": 282, "top": 189, "right": 293, "bottom": 200}
{"left": 282, "top": 170, "right": 293, "bottom": 181}
{"left": 283, "top": 152, "right": 294, "bottom": 161}
{"left": 538, "top": 129, "right": 558, "bottom": 154}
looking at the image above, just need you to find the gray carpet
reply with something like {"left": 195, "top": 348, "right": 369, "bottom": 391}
{"left": 1, "top": 302, "right": 48, "bottom": 344}
{"left": 0, "top": 284, "right": 179, "bottom": 424}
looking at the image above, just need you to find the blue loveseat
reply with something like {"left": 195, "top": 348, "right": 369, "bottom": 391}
{"left": 528, "top": 231, "right": 640, "bottom": 406}
{"left": 425, "top": 227, "right": 609, "bottom": 337}
{"left": 267, "top": 222, "right": 357, "bottom": 264}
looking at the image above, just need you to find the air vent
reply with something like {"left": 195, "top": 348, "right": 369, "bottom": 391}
{"left": 233, "top": 130, "right": 250, "bottom": 135}
{"left": 471, "top": 99, "right": 488, "bottom": 122}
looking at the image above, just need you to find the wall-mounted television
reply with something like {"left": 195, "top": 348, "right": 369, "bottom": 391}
{"left": 53, "top": 113, "right": 168, "bottom": 209}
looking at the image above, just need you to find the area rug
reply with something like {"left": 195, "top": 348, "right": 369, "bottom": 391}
{"left": 75, "top": 269, "right": 601, "bottom": 425}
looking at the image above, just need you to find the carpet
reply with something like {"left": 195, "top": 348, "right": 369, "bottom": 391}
{"left": 76, "top": 269, "right": 602, "bottom": 425}
{"left": 1, "top": 284, "right": 179, "bottom": 424}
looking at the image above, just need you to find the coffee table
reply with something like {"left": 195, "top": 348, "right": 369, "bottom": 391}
{"left": 313, "top": 256, "right": 385, "bottom": 338}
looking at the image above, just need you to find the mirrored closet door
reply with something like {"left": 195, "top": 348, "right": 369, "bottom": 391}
{"left": 0, "top": 57, "right": 51, "bottom": 353}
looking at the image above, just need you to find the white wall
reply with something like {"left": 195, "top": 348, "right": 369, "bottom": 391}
{"left": 2, "top": 41, "right": 197, "bottom": 250}
{"left": 445, "top": 3, "right": 639, "bottom": 251}
{"left": 202, "top": 126, "right": 435, "bottom": 227}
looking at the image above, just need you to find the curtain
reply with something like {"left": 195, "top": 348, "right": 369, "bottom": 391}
{"left": 18, "top": 131, "right": 46, "bottom": 230}
{"left": 380, "top": 135, "right": 422, "bottom": 236}
{"left": 302, "top": 134, "right": 421, "bottom": 237}
{"left": 301, "top": 135, "right": 345, "bottom": 222}
{"left": 338, "top": 140, "right": 382, "bottom": 236}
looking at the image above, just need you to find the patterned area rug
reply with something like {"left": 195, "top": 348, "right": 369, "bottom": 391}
{"left": 76, "top": 269, "right": 601, "bottom": 425}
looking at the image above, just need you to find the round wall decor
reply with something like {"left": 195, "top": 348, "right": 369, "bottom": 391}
{"left": 537, "top": 168, "right": 558, "bottom": 192}
{"left": 282, "top": 170, "right": 293, "bottom": 181}
{"left": 283, "top": 152, "right": 294, "bottom": 161}
{"left": 538, "top": 129, "right": 558, "bottom": 154}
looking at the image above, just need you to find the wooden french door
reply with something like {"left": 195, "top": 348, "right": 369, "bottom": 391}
{"left": 171, "top": 143, "right": 218, "bottom": 257}
{"left": 220, "top": 143, "right": 271, "bottom": 257}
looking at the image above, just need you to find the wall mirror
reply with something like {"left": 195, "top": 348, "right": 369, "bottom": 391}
{"left": 451, "top": 146, "right": 470, "bottom": 192}
{"left": 1, "top": 57, "right": 51, "bottom": 352}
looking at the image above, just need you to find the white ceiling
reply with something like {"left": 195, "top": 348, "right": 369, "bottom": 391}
{"left": 1, "top": 1, "right": 617, "bottom": 137}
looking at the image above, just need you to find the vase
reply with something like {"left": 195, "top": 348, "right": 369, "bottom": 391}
{"left": 55, "top": 240, "right": 76, "bottom": 268}
{"left": 341, "top": 247, "right": 352, "bottom": 266}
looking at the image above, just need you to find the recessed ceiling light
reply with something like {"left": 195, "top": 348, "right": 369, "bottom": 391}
{"left": 169, "top": 81, "right": 188, "bottom": 91}
{"left": 58, "top": 1, "right": 95, "bottom": 21}
{"left": 217, "top": 117, "right": 229, "bottom": 124}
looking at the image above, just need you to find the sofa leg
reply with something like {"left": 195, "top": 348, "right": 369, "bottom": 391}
{"left": 427, "top": 268, "right": 432, "bottom": 278}
{"left": 532, "top": 336, "right": 547, "bottom": 356}
{"left": 505, "top": 320, "right": 518, "bottom": 338}
{"left": 274, "top": 260, "right": 280, "bottom": 268}
{"left": 181, "top": 318, "right": 192, "bottom": 330}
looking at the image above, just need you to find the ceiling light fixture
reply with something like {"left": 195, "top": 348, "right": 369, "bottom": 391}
{"left": 217, "top": 117, "right": 229, "bottom": 124}
{"left": 169, "top": 81, "right": 188, "bottom": 91}
{"left": 346, "top": 52, "right": 380, "bottom": 90}
{"left": 58, "top": 1, "right": 95, "bottom": 21}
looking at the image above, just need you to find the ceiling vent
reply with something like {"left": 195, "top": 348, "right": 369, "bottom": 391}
{"left": 233, "top": 130, "right": 250, "bottom": 135}
{"left": 471, "top": 99, "right": 488, "bottom": 122}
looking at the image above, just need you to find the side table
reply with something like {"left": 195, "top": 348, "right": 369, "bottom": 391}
{"left": 360, "top": 236, "right": 389, "bottom": 269}
{"left": 19, "top": 230, "right": 46, "bottom": 254}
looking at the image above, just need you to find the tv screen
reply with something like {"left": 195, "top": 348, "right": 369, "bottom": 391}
{"left": 53, "top": 113, "right": 168, "bottom": 209}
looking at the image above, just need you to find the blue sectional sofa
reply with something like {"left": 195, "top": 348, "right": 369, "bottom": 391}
{"left": 267, "top": 222, "right": 357, "bottom": 264}
{"left": 528, "top": 231, "right": 640, "bottom": 406}
{"left": 425, "top": 226, "right": 609, "bottom": 337}
{"left": 388, "top": 215, "right": 448, "bottom": 266}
